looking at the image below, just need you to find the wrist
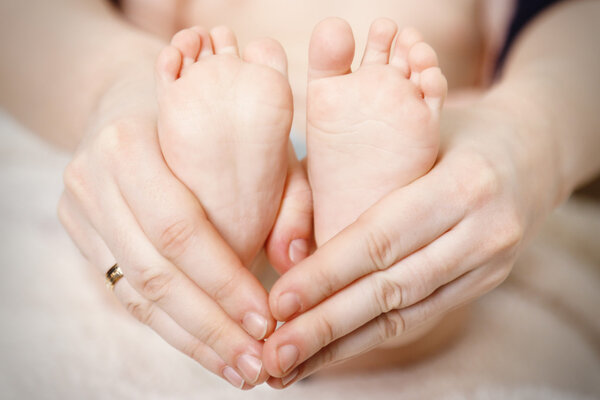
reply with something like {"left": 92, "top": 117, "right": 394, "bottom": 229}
{"left": 478, "top": 82, "right": 565, "bottom": 211}
{"left": 441, "top": 82, "right": 563, "bottom": 239}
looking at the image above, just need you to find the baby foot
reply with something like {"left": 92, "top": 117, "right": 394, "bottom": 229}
{"left": 155, "top": 26, "right": 293, "bottom": 266}
{"left": 307, "top": 18, "right": 447, "bottom": 245}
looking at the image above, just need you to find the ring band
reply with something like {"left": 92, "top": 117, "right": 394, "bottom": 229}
{"left": 105, "top": 263, "right": 123, "bottom": 290}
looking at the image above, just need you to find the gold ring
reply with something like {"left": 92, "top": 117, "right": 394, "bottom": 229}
{"left": 105, "top": 263, "right": 123, "bottom": 290}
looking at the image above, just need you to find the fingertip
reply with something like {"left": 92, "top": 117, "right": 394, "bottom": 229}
{"left": 266, "top": 376, "right": 285, "bottom": 389}
{"left": 262, "top": 335, "right": 284, "bottom": 377}
{"left": 242, "top": 312, "right": 269, "bottom": 341}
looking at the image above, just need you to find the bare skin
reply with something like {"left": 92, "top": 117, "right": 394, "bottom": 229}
{"left": 307, "top": 18, "right": 447, "bottom": 244}
{"left": 1, "top": 0, "right": 599, "bottom": 391}
{"left": 156, "top": 26, "right": 293, "bottom": 268}
{"left": 121, "top": 0, "right": 489, "bottom": 134}
{"left": 264, "top": 1, "right": 600, "bottom": 386}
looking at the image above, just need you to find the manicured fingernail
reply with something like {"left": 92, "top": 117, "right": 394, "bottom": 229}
{"left": 289, "top": 239, "right": 309, "bottom": 264}
{"left": 281, "top": 368, "right": 299, "bottom": 386}
{"left": 237, "top": 354, "right": 262, "bottom": 384}
{"left": 278, "top": 344, "right": 299, "bottom": 374}
{"left": 278, "top": 292, "right": 301, "bottom": 320}
{"left": 242, "top": 312, "right": 268, "bottom": 340}
{"left": 223, "top": 366, "right": 244, "bottom": 389}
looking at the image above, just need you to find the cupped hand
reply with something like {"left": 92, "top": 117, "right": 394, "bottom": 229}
{"left": 56, "top": 68, "right": 311, "bottom": 389}
{"left": 262, "top": 98, "right": 560, "bottom": 386}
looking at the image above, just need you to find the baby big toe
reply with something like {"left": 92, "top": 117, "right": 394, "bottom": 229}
{"left": 243, "top": 38, "right": 288, "bottom": 77}
{"left": 420, "top": 67, "right": 447, "bottom": 114}
{"left": 407, "top": 42, "right": 438, "bottom": 87}
{"left": 308, "top": 17, "right": 355, "bottom": 81}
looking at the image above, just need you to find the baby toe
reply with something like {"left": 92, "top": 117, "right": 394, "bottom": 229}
{"left": 407, "top": 42, "right": 439, "bottom": 87}
{"left": 420, "top": 67, "right": 447, "bottom": 114}
{"left": 189, "top": 26, "right": 214, "bottom": 58}
{"left": 361, "top": 18, "right": 398, "bottom": 66}
{"left": 390, "top": 27, "right": 423, "bottom": 77}
{"left": 210, "top": 26, "right": 240, "bottom": 57}
{"left": 243, "top": 38, "right": 289, "bottom": 77}
{"left": 171, "top": 28, "right": 202, "bottom": 68}
{"left": 155, "top": 45, "right": 183, "bottom": 92}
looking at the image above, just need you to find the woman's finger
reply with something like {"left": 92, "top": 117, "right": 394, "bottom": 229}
{"left": 265, "top": 142, "right": 314, "bottom": 275}
{"left": 269, "top": 260, "right": 510, "bottom": 387}
{"left": 64, "top": 169, "right": 270, "bottom": 385}
{"left": 114, "top": 278, "right": 255, "bottom": 390}
{"left": 112, "top": 131, "right": 275, "bottom": 340}
{"left": 263, "top": 214, "right": 517, "bottom": 377}
{"left": 58, "top": 192, "right": 116, "bottom": 269}
{"left": 269, "top": 162, "right": 467, "bottom": 321}
{"left": 57, "top": 193, "right": 253, "bottom": 389}
{"left": 262, "top": 219, "right": 481, "bottom": 377}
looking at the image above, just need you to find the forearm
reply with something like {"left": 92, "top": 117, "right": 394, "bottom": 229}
{"left": 483, "top": 0, "right": 600, "bottom": 205}
{"left": 0, "top": 0, "right": 164, "bottom": 150}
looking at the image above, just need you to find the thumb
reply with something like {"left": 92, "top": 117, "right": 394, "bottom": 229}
{"left": 265, "top": 142, "right": 314, "bottom": 275}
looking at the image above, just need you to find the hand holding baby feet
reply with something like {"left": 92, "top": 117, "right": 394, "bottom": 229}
{"left": 155, "top": 26, "right": 294, "bottom": 268}
{"left": 264, "top": 18, "right": 449, "bottom": 386}
{"left": 153, "top": 26, "right": 300, "bottom": 387}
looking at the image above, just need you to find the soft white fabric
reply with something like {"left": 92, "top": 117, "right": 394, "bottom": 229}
{"left": 1, "top": 110, "right": 598, "bottom": 399}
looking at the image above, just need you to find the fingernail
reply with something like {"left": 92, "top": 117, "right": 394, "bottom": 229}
{"left": 223, "top": 366, "right": 245, "bottom": 389}
{"left": 281, "top": 368, "right": 299, "bottom": 386}
{"left": 242, "top": 312, "right": 268, "bottom": 340}
{"left": 289, "top": 239, "right": 309, "bottom": 264}
{"left": 278, "top": 344, "right": 299, "bottom": 374}
{"left": 237, "top": 354, "right": 262, "bottom": 384}
{"left": 278, "top": 292, "right": 301, "bottom": 320}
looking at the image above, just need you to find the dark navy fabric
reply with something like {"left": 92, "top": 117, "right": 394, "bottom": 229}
{"left": 496, "top": 0, "right": 564, "bottom": 72}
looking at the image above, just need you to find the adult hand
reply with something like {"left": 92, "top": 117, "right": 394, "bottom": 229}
{"left": 57, "top": 70, "right": 279, "bottom": 389}
{"left": 262, "top": 98, "right": 560, "bottom": 386}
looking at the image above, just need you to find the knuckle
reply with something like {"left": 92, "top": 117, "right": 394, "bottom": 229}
{"left": 372, "top": 276, "right": 404, "bottom": 313}
{"left": 313, "top": 266, "right": 337, "bottom": 300}
{"left": 63, "top": 156, "right": 88, "bottom": 196}
{"left": 456, "top": 154, "right": 502, "bottom": 207}
{"left": 211, "top": 272, "right": 238, "bottom": 304}
{"left": 157, "top": 218, "right": 198, "bottom": 260}
{"left": 137, "top": 267, "right": 175, "bottom": 304}
{"left": 376, "top": 311, "right": 406, "bottom": 342}
{"left": 499, "top": 215, "right": 524, "bottom": 252}
{"left": 125, "top": 299, "right": 155, "bottom": 326}
{"left": 485, "top": 212, "right": 524, "bottom": 257}
{"left": 314, "top": 313, "right": 336, "bottom": 348}
{"left": 93, "top": 120, "right": 137, "bottom": 162}
{"left": 318, "top": 344, "right": 338, "bottom": 367}
{"left": 363, "top": 225, "right": 395, "bottom": 271}
{"left": 182, "top": 341, "right": 206, "bottom": 364}
{"left": 199, "top": 321, "right": 227, "bottom": 349}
